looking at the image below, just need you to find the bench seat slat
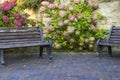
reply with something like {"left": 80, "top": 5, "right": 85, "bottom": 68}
{"left": 0, "top": 38, "right": 40, "bottom": 43}
{"left": 110, "top": 36, "right": 120, "bottom": 39}
{"left": 0, "top": 42, "right": 49, "bottom": 49}
{"left": 0, "top": 35, "right": 40, "bottom": 40}
{"left": 112, "top": 27, "right": 120, "bottom": 29}
{"left": 109, "top": 39, "right": 120, "bottom": 41}
{"left": 111, "top": 33, "right": 120, "bottom": 36}
{"left": 0, "top": 32, "right": 39, "bottom": 36}
{"left": 112, "top": 30, "right": 120, "bottom": 33}
{"left": 98, "top": 40, "right": 120, "bottom": 46}
{"left": 0, "top": 40, "right": 41, "bottom": 43}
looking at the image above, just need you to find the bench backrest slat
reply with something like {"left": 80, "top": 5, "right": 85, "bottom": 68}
{"left": 0, "top": 38, "right": 40, "bottom": 43}
{"left": 108, "top": 26, "right": 120, "bottom": 43}
{"left": 0, "top": 26, "right": 44, "bottom": 43}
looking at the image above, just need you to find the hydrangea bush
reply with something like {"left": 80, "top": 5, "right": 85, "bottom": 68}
{"left": 39, "top": 0, "right": 108, "bottom": 51}
{"left": 0, "top": 0, "right": 31, "bottom": 27}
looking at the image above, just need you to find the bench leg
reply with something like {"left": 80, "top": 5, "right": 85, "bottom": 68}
{"left": 46, "top": 40, "right": 52, "bottom": 61}
{"left": 39, "top": 46, "right": 43, "bottom": 58}
{"left": 0, "top": 50, "right": 5, "bottom": 65}
{"left": 108, "top": 46, "right": 112, "bottom": 57}
{"left": 97, "top": 45, "right": 103, "bottom": 57}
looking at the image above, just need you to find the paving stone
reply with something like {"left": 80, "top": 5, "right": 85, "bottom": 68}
{"left": 0, "top": 53, "right": 120, "bottom": 80}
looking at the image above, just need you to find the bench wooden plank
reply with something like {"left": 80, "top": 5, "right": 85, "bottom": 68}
{"left": 0, "top": 38, "right": 41, "bottom": 43}
{"left": 0, "top": 41, "right": 49, "bottom": 49}
{"left": 0, "top": 32, "right": 39, "bottom": 36}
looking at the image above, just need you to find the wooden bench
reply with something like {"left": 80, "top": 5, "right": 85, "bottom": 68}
{"left": 97, "top": 25, "right": 120, "bottom": 57}
{"left": 0, "top": 26, "right": 52, "bottom": 66}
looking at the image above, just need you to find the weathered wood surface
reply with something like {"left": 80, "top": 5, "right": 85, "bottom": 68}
{"left": 0, "top": 26, "right": 53, "bottom": 66}
{"left": 0, "top": 26, "right": 48, "bottom": 49}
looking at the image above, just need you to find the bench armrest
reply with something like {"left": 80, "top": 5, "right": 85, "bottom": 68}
{"left": 97, "top": 39, "right": 109, "bottom": 45}
{"left": 96, "top": 39, "right": 101, "bottom": 45}
{"left": 47, "top": 40, "right": 52, "bottom": 46}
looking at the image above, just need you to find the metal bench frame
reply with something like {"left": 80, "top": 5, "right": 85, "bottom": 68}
{"left": 97, "top": 25, "right": 120, "bottom": 57}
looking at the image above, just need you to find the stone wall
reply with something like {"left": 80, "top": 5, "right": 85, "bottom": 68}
{"left": 92, "top": 0, "right": 120, "bottom": 29}
{"left": 41, "top": 0, "right": 120, "bottom": 29}
{"left": 0, "top": 0, "right": 119, "bottom": 29}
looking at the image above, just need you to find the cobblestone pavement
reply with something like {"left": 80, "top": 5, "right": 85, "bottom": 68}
{"left": 0, "top": 52, "right": 120, "bottom": 80}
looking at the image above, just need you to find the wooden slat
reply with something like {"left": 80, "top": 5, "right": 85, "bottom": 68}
{"left": 109, "top": 41, "right": 120, "bottom": 44}
{"left": 0, "top": 38, "right": 40, "bottom": 43}
{"left": 0, "top": 29, "right": 38, "bottom": 33}
{"left": 111, "top": 33, "right": 120, "bottom": 36}
{"left": 0, "top": 32, "right": 39, "bottom": 36}
{"left": 0, "top": 26, "right": 37, "bottom": 30}
{"left": 112, "top": 30, "right": 120, "bottom": 33}
{"left": 0, "top": 35, "right": 40, "bottom": 40}
{"left": 0, "top": 40, "right": 42, "bottom": 44}
{"left": 0, "top": 26, "right": 47, "bottom": 49}
{"left": 0, "top": 27, "right": 38, "bottom": 33}
{"left": 99, "top": 41, "right": 120, "bottom": 46}
{"left": 109, "top": 40, "right": 120, "bottom": 42}
{"left": 112, "top": 26, "right": 120, "bottom": 30}
{"left": 110, "top": 36, "right": 120, "bottom": 39}
{"left": 0, "top": 41, "right": 49, "bottom": 49}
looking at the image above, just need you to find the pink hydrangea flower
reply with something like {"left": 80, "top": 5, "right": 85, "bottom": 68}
{"left": 0, "top": 1, "right": 15, "bottom": 12}
{"left": 9, "top": 0, "right": 16, "bottom": 2}
{"left": 77, "top": 13, "right": 82, "bottom": 19}
{"left": 91, "top": 11, "right": 95, "bottom": 15}
{"left": 48, "top": 3, "right": 55, "bottom": 9}
{"left": 39, "top": 6, "right": 46, "bottom": 12}
{"left": 49, "top": 25, "right": 54, "bottom": 31}
{"left": 75, "top": 30, "right": 80, "bottom": 35}
{"left": 14, "top": 20, "right": 22, "bottom": 27}
{"left": 43, "top": 33, "right": 47, "bottom": 38}
{"left": 9, "top": 2, "right": 15, "bottom": 8}
{"left": 3, "top": 16, "right": 9, "bottom": 23}
{"left": 14, "top": 11, "right": 20, "bottom": 19}
{"left": 64, "top": 20, "right": 70, "bottom": 25}
{"left": 85, "top": 38, "right": 89, "bottom": 43}
{"left": 68, "top": 6, "right": 74, "bottom": 11}
{"left": 3, "top": 5, "right": 11, "bottom": 11}
{"left": 63, "top": 31, "right": 68, "bottom": 36}
{"left": 69, "top": 0, "right": 74, "bottom": 2}
{"left": 92, "top": 3, "right": 98, "bottom": 9}
{"left": 67, "top": 26, "right": 75, "bottom": 33}
{"left": 43, "top": 29, "right": 48, "bottom": 34}
{"left": 2, "top": 1, "right": 9, "bottom": 6}
{"left": 74, "top": 0, "right": 81, "bottom": 3}
{"left": 92, "top": 15, "right": 97, "bottom": 20}
{"left": 58, "top": 20, "right": 64, "bottom": 26}
{"left": 89, "top": 25, "right": 95, "bottom": 30}
{"left": 41, "top": 1, "right": 50, "bottom": 6}
{"left": 87, "top": 18, "right": 92, "bottom": 23}
{"left": 45, "top": 24, "right": 54, "bottom": 31}
{"left": 43, "top": 13, "right": 50, "bottom": 17}
{"left": 69, "top": 15, "right": 75, "bottom": 21}
{"left": 19, "top": 17, "right": 25, "bottom": 23}
{"left": 70, "top": 39, "right": 75, "bottom": 42}
{"left": 54, "top": 43, "right": 61, "bottom": 49}
{"left": 58, "top": 4, "right": 64, "bottom": 9}
{"left": 59, "top": 10, "right": 67, "bottom": 17}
